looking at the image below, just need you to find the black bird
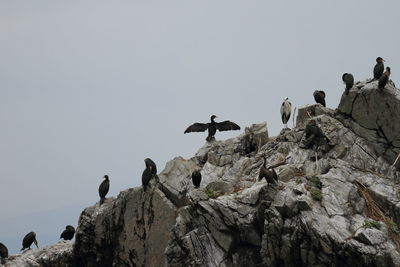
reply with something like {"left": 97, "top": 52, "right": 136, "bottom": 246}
{"left": 184, "top": 115, "right": 240, "bottom": 142}
{"left": 60, "top": 225, "right": 75, "bottom": 240}
{"left": 98, "top": 175, "right": 110, "bottom": 205}
{"left": 305, "top": 120, "right": 325, "bottom": 139}
{"left": 142, "top": 158, "right": 157, "bottom": 191}
{"left": 191, "top": 170, "right": 202, "bottom": 188}
{"left": 373, "top": 57, "right": 385, "bottom": 80}
{"left": 144, "top": 158, "right": 157, "bottom": 176}
{"left": 21, "top": 232, "right": 38, "bottom": 251}
{"left": 0, "top": 242, "right": 8, "bottom": 259}
{"left": 378, "top": 67, "right": 391, "bottom": 90}
{"left": 342, "top": 73, "right": 354, "bottom": 95}
{"left": 313, "top": 90, "right": 326, "bottom": 107}
{"left": 258, "top": 158, "right": 278, "bottom": 184}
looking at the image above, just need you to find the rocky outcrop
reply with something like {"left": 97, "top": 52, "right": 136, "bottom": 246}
{"left": 72, "top": 187, "right": 177, "bottom": 267}
{"left": 4, "top": 81, "right": 400, "bottom": 266}
{"left": 338, "top": 79, "right": 400, "bottom": 170}
{"left": 4, "top": 241, "right": 72, "bottom": 267}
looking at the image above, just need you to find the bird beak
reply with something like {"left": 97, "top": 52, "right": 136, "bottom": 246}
{"left": 383, "top": 59, "right": 386, "bottom": 62}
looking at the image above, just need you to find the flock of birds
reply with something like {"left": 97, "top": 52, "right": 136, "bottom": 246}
{"left": 0, "top": 57, "right": 394, "bottom": 262}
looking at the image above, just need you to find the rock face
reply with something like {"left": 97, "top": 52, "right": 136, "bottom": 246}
{"left": 338, "top": 79, "right": 400, "bottom": 169}
{"left": 5, "top": 81, "right": 400, "bottom": 266}
{"left": 4, "top": 241, "right": 72, "bottom": 267}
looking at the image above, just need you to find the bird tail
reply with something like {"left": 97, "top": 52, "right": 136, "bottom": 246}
{"left": 100, "top": 197, "right": 105, "bottom": 205}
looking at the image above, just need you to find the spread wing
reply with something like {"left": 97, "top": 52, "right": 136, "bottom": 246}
{"left": 216, "top": 120, "right": 241, "bottom": 131}
{"left": 184, "top": 123, "right": 209, "bottom": 133}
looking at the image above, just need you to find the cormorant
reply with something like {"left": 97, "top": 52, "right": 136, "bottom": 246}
{"left": 98, "top": 175, "right": 110, "bottom": 205}
{"left": 305, "top": 120, "right": 325, "bottom": 139}
{"left": 60, "top": 225, "right": 75, "bottom": 240}
{"left": 191, "top": 170, "right": 202, "bottom": 188}
{"left": 280, "top": 97, "right": 292, "bottom": 128}
{"left": 258, "top": 158, "right": 278, "bottom": 184}
{"left": 373, "top": 57, "right": 385, "bottom": 80}
{"left": 342, "top": 73, "right": 354, "bottom": 95}
{"left": 313, "top": 90, "right": 326, "bottom": 107}
{"left": 145, "top": 158, "right": 157, "bottom": 176}
{"left": 378, "top": 67, "right": 391, "bottom": 90}
{"left": 142, "top": 158, "right": 157, "bottom": 191}
{"left": 21, "top": 232, "right": 38, "bottom": 251}
{"left": 184, "top": 115, "right": 240, "bottom": 142}
{"left": 0, "top": 242, "right": 8, "bottom": 259}
{"left": 303, "top": 120, "right": 330, "bottom": 152}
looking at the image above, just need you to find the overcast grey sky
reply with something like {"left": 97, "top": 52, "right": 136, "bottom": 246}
{"left": 1, "top": 0, "right": 399, "bottom": 253}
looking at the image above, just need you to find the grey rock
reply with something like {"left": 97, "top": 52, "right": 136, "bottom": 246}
{"left": 7, "top": 82, "right": 400, "bottom": 267}
{"left": 4, "top": 241, "right": 72, "bottom": 267}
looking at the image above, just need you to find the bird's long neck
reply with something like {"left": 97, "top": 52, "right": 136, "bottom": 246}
{"left": 211, "top": 117, "right": 215, "bottom": 123}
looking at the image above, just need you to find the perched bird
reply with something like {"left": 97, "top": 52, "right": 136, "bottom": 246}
{"left": 342, "top": 73, "right": 354, "bottom": 95}
{"left": 191, "top": 170, "right": 202, "bottom": 188}
{"left": 184, "top": 115, "right": 240, "bottom": 142}
{"left": 142, "top": 158, "right": 157, "bottom": 191}
{"left": 305, "top": 120, "right": 325, "bottom": 140}
{"left": 0, "top": 242, "right": 8, "bottom": 259}
{"left": 21, "top": 232, "right": 38, "bottom": 251}
{"left": 60, "top": 225, "right": 75, "bottom": 240}
{"left": 98, "top": 175, "right": 110, "bottom": 205}
{"left": 258, "top": 158, "right": 278, "bottom": 184}
{"left": 313, "top": 90, "right": 326, "bottom": 107}
{"left": 378, "top": 67, "right": 391, "bottom": 90}
{"left": 280, "top": 97, "right": 292, "bottom": 128}
{"left": 144, "top": 158, "right": 157, "bottom": 176}
{"left": 373, "top": 57, "right": 385, "bottom": 80}
{"left": 303, "top": 120, "right": 330, "bottom": 152}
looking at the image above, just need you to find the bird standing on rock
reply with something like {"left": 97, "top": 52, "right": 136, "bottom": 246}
{"left": 21, "top": 232, "right": 38, "bottom": 251}
{"left": 0, "top": 242, "right": 8, "bottom": 259}
{"left": 378, "top": 67, "right": 391, "bottom": 90}
{"left": 142, "top": 158, "right": 157, "bottom": 191}
{"left": 342, "top": 73, "right": 354, "bottom": 95}
{"left": 258, "top": 158, "right": 278, "bottom": 184}
{"left": 191, "top": 170, "right": 202, "bottom": 188}
{"left": 313, "top": 90, "right": 326, "bottom": 107}
{"left": 60, "top": 225, "right": 75, "bottom": 240}
{"left": 98, "top": 175, "right": 110, "bottom": 205}
{"left": 280, "top": 97, "right": 292, "bottom": 128}
{"left": 373, "top": 57, "right": 385, "bottom": 80}
{"left": 184, "top": 115, "right": 240, "bottom": 142}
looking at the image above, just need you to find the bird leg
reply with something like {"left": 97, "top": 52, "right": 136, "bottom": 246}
{"left": 392, "top": 153, "right": 400, "bottom": 167}
{"left": 315, "top": 152, "right": 319, "bottom": 175}
{"left": 292, "top": 107, "right": 297, "bottom": 128}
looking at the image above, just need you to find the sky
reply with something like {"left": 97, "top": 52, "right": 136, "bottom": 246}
{"left": 1, "top": 0, "right": 399, "bottom": 253}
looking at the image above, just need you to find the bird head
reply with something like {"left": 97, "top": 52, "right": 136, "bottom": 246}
{"left": 211, "top": 115, "right": 217, "bottom": 120}
{"left": 144, "top": 158, "right": 153, "bottom": 170}
{"left": 103, "top": 175, "right": 109, "bottom": 180}
{"left": 66, "top": 225, "right": 75, "bottom": 231}
{"left": 308, "top": 119, "right": 317, "bottom": 126}
{"left": 284, "top": 97, "right": 289, "bottom": 101}
{"left": 376, "top": 57, "right": 385, "bottom": 63}
{"left": 386, "top": 67, "right": 391, "bottom": 73}
{"left": 342, "top": 73, "right": 348, "bottom": 82}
